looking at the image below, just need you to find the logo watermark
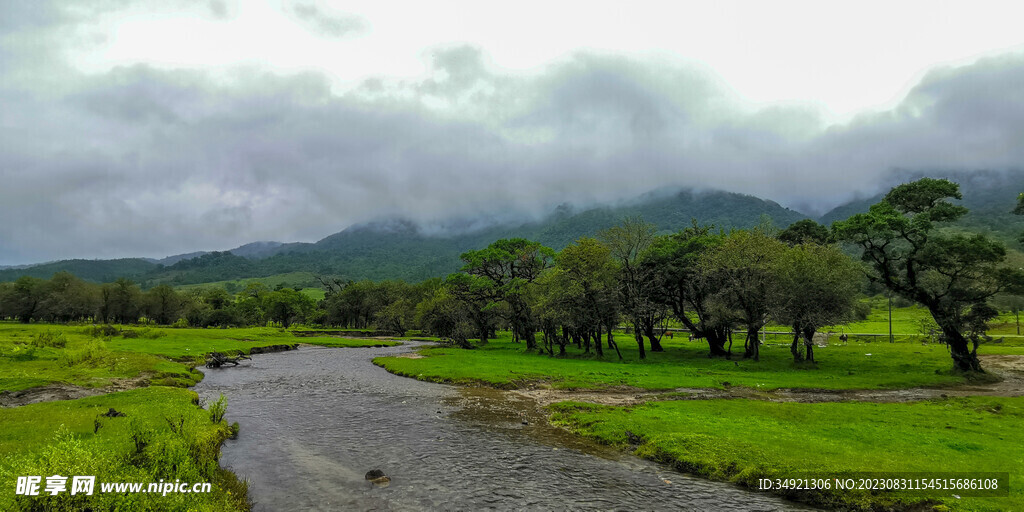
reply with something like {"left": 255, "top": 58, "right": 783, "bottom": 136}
{"left": 15, "top": 476, "right": 211, "bottom": 497}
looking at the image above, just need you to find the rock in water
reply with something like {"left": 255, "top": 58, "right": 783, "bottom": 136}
{"left": 365, "top": 469, "right": 391, "bottom": 486}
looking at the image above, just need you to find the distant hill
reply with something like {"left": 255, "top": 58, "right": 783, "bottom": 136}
{"left": 0, "top": 187, "right": 814, "bottom": 285}
{"left": 818, "top": 170, "right": 1024, "bottom": 245}
{"left": 0, "top": 258, "right": 158, "bottom": 283}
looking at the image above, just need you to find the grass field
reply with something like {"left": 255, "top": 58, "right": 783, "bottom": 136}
{"left": 175, "top": 272, "right": 325, "bottom": 300}
{"left": 0, "top": 323, "right": 395, "bottom": 393}
{"left": 550, "top": 397, "right": 1023, "bottom": 511}
{"left": 375, "top": 332, "right": 1024, "bottom": 391}
{"left": 0, "top": 387, "right": 249, "bottom": 511}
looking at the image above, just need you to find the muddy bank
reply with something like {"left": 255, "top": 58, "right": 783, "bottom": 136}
{"left": 0, "top": 375, "right": 152, "bottom": 408}
{"left": 0, "top": 344, "right": 298, "bottom": 408}
{"left": 501, "top": 354, "right": 1024, "bottom": 407}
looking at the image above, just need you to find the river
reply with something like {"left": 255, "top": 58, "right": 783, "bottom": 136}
{"left": 194, "top": 343, "right": 810, "bottom": 511}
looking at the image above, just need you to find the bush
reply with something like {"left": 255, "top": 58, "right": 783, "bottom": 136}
{"left": 171, "top": 318, "right": 190, "bottom": 329}
{"left": 82, "top": 325, "right": 120, "bottom": 338}
{"left": 209, "top": 394, "right": 228, "bottom": 424}
{"left": 135, "top": 327, "right": 167, "bottom": 339}
{"left": 58, "top": 339, "right": 109, "bottom": 367}
{"left": 32, "top": 330, "right": 67, "bottom": 348}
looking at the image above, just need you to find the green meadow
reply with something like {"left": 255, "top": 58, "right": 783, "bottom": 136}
{"left": 375, "top": 331, "right": 1023, "bottom": 391}
{"left": 550, "top": 397, "right": 1024, "bottom": 512}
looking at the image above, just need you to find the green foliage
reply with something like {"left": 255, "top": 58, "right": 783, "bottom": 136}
{"left": 701, "top": 229, "right": 788, "bottom": 359}
{"left": 31, "top": 330, "right": 67, "bottom": 348}
{"left": 208, "top": 394, "right": 228, "bottom": 424}
{"left": 833, "top": 177, "right": 1024, "bottom": 371}
{"left": 0, "top": 388, "right": 249, "bottom": 511}
{"left": 777, "top": 218, "right": 830, "bottom": 246}
{"left": 57, "top": 339, "right": 110, "bottom": 368}
{"left": 460, "top": 238, "right": 554, "bottom": 350}
{"left": 770, "top": 243, "right": 862, "bottom": 361}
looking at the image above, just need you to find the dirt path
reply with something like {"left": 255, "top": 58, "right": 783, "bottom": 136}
{"left": 514, "top": 354, "right": 1024, "bottom": 407}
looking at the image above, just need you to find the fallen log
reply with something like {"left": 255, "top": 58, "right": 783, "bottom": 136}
{"left": 205, "top": 352, "right": 251, "bottom": 369}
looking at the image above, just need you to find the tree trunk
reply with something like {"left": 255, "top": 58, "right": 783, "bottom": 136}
{"left": 705, "top": 328, "right": 729, "bottom": 358}
{"left": 604, "top": 323, "right": 622, "bottom": 360}
{"left": 634, "top": 326, "right": 646, "bottom": 360}
{"left": 744, "top": 327, "right": 760, "bottom": 361}
{"left": 642, "top": 319, "right": 664, "bottom": 352}
{"left": 945, "top": 329, "right": 984, "bottom": 372}
{"left": 524, "top": 330, "right": 537, "bottom": 351}
{"left": 477, "top": 320, "right": 489, "bottom": 345}
{"left": 803, "top": 327, "right": 816, "bottom": 363}
{"left": 594, "top": 325, "right": 604, "bottom": 357}
{"left": 791, "top": 329, "right": 803, "bottom": 362}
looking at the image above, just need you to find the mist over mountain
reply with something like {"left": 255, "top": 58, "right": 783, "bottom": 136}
{"left": 0, "top": 187, "right": 807, "bottom": 284}
{"left": 2, "top": 1, "right": 1024, "bottom": 265}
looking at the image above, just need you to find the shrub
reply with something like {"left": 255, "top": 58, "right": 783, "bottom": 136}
{"left": 82, "top": 325, "right": 120, "bottom": 338}
{"left": 171, "top": 318, "right": 190, "bottom": 329}
{"left": 209, "top": 394, "right": 228, "bottom": 424}
{"left": 32, "top": 330, "right": 67, "bottom": 348}
{"left": 58, "top": 339, "right": 109, "bottom": 367}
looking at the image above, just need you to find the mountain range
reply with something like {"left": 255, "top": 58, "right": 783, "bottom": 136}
{"left": 3, "top": 170, "right": 1022, "bottom": 287}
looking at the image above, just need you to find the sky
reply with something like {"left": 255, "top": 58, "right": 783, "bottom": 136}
{"left": 1, "top": 0, "right": 1024, "bottom": 265}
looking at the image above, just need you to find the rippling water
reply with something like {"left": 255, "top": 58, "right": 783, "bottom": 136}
{"left": 194, "top": 343, "right": 810, "bottom": 511}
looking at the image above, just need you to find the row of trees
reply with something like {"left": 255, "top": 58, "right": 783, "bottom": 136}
{"left": 370, "top": 178, "right": 1024, "bottom": 372}
{"left": 412, "top": 220, "right": 861, "bottom": 363}
{"left": 0, "top": 276, "right": 316, "bottom": 328}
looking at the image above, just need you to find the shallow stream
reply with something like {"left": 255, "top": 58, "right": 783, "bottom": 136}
{"left": 195, "top": 343, "right": 809, "bottom": 511}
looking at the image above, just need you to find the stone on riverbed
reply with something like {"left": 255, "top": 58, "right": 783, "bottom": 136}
{"left": 365, "top": 469, "right": 391, "bottom": 486}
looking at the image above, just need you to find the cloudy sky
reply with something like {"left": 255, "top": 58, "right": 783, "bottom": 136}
{"left": 2, "top": 1, "right": 1024, "bottom": 264}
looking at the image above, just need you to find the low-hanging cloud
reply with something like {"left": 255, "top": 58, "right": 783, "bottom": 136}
{"left": 0, "top": 2, "right": 1023, "bottom": 264}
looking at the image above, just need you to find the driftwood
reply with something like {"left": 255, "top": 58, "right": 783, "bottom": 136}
{"left": 205, "top": 352, "right": 251, "bottom": 369}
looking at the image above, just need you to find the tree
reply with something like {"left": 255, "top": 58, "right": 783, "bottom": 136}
{"left": 100, "top": 278, "right": 142, "bottom": 324}
{"left": 6, "top": 276, "right": 45, "bottom": 323}
{"left": 834, "top": 178, "right": 1024, "bottom": 372}
{"left": 444, "top": 273, "right": 497, "bottom": 344}
{"left": 599, "top": 218, "right": 664, "bottom": 359}
{"left": 143, "top": 284, "right": 183, "bottom": 325}
{"left": 415, "top": 285, "right": 475, "bottom": 348}
{"left": 537, "top": 238, "right": 622, "bottom": 358}
{"left": 701, "top": 229, "right": 787, "bottom": 361}
{"left": 770, "top": 243, "right": 861, "bottom": 362}
{"left": 644, "top": 224, "right": 731, "bottom": 357}
{"left": 778, "top": 219, "right": 831, "bottom": 246}
{"left": 264, "top": 288, "right": 316, "bottom": 328}
{"left": 376, "top": 297, "right": 416, "bottom": 336}
{"left": 39, "top": 272, "right": 98, "bottom": 322}
{"left": 460, "top": 238, "right": 554, "bottom": 351}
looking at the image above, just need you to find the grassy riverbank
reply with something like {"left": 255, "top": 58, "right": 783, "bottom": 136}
{"left": 0, "top": 322, "right": 398, "bottom": 511}
{"left": 0, "top": 387, "right": 249, "bottom": 511}
{"left": 550, "top": 397, "right": 1022, "bottom": 511}
{"left": 375, "top": 332, "right": 1024, "bottom": 511}
{"left": 375, "top": 333, "right": 1024, "bottom": 391}
{"left": 0, "top": 323, "right": 396, "bottom": 392}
